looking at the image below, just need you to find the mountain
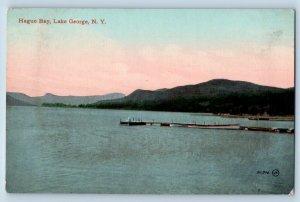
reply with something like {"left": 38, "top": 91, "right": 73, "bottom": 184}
{"left": 7, "top": 79, "right": 294, "bottom": 115}
{"left": 123, "top": 79, "right": 284, "bottom": 102}
{"left": 33, "top": 92, "right": 125, "bottom": 105}
{"left": 7, "top": 92, "right": 37, "bottom": 105}
{"left": 6, "top": 92, "right": 125, "bottom": 106}
{"left": 6, "top": 94, "right": 36, "bottom": 106}
{"left": 91, "top": 79, "right": 294, "bottom": 115}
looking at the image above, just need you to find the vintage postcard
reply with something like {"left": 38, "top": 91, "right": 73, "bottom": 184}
{"left": 6, "top": 8, "right": 294, "bottom": 194}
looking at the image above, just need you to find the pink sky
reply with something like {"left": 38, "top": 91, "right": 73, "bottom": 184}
{"left": 7, "top": 10, "right": 294, "bottom": 96}
{"left": 7, "top": 42, "right": 294, "bottom": 96}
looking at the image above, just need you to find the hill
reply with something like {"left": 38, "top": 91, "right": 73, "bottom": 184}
{"left": 89, "top": 79, "right": 294, "bottom": 115}
{"left": 6, "top": 92, "right": 125, "bottom": 106}
{"left": 123, "top": 79, "right": 284, "bottom": 102}
{"left": 6, "top": 94, "right": 36, "bottom": 106}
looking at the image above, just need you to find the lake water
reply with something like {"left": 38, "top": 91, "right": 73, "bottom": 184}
{"left": 6, "top": 106, "right": 294, "bottom": 194}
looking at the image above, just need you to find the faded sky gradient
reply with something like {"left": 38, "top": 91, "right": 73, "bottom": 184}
{"left": 7, "top": 9, "right": 294, "bottom": 96}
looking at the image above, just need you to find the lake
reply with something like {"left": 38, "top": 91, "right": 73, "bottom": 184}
{"left": 6, "top": 106, "right": 294, "bottom": 194}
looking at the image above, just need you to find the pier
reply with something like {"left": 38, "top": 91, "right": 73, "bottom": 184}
{"left": 120, "top": 120, "right": 294, "bottom": 134}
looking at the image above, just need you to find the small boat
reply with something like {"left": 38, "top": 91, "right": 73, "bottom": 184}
{"left": 160, "top": 123, "right": 170, "bottom": 127}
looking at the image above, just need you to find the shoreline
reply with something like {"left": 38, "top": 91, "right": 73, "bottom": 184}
{"left": 7, "top": 105, "right": 295, "bottom": 121}
{"left": 216, "top": 113, "right": 294, "bottom": 121}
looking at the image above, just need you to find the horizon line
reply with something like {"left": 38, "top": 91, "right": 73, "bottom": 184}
{"left": 6, "top": 78, "right": 295, "bottom": 97}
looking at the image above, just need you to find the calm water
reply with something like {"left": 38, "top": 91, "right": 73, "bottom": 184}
{"left": 6, "top": 106, "right": 294, "bottom": 194}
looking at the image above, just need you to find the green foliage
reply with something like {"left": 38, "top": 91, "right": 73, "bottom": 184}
{"left": 82, "top": 89, "right": 294, "bottom": 115}
{"left": 42, "top": 89, "right": 294, "bottom": 116}
{"left": 42, "top": 103, "right": 77, "bottom": 108}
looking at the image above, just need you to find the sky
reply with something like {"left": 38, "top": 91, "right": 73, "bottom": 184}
{"left": 7, "top": 9, "right": 295, "bottom": 96}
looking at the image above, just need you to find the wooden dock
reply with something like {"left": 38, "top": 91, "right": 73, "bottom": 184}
{"left": 120, "top": 120, "right": 294, "bottom": 134}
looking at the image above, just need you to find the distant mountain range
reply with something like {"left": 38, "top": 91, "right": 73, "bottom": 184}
{"left": 90, "top": 79, "right": 294, "bottom": 115}
{"left": 94, "top": 79, "right": 287, "bottom": 104}
{"left": 7, "top": 92, "right": 125, "bottom": 106}
{"left": 123, "top": 79, "right": 285, "bottom": 102}
{"left": 7, "top": 79, "right": 294, "bottom": 115}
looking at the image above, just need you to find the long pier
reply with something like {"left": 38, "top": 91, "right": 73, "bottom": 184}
{"left": 120, "top": 120, "right": 294, "bottom": 134}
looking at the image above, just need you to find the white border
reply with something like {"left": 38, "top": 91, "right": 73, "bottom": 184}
{"left": 0, "top": 0, "right": 298, "bottom": 202}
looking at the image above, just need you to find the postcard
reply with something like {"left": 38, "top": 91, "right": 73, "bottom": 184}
{"left": 6, "top": 8, "right": 295, "bottom": 194}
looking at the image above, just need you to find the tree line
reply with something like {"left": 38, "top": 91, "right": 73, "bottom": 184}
{"left": 42, "top": 89, "right": 294, "bottom": 116}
